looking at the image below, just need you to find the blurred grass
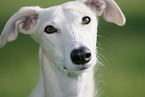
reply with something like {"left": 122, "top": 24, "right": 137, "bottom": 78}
{"left": 0, "top": 0, "right": 145, "bottom": 97}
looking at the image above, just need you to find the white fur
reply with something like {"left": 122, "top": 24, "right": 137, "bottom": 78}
{"left": 0, "top": 0, "right": 125, "bottom": 97}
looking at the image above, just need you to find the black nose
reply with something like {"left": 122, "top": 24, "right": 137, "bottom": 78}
{"left": 71, "top": 47, "right": 92, "bottom": 65}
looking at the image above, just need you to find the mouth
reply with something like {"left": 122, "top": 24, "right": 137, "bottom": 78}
{"left": 63, "top": 65, "right": 89, "bottom": 71}
{"left": 63, "top": 51, "right": 96, "bottom": 72}
{"left": 79, "top": 66, "right": 88, "bottom": 70}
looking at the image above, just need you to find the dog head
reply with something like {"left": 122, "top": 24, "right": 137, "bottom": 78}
{"left": 0, "top": 0, "right": 125, "bottom": 72}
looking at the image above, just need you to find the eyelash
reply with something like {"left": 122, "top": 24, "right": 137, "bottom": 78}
{"left": 82, "top": 16, "right": 91, "bottom": 25}
{"left": 44, "top": 25, "right": 57, "bottom": 34}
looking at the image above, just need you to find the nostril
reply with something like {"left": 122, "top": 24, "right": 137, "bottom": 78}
{"left": 71, "top": 47, "right": 92, "bottom": 65}
{"left": 85, "top": 53, "right": 91, "bottom": 58}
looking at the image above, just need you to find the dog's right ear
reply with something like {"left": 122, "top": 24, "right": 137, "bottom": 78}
{"left": 0, "top": 6, "right": 41, "bottom": 48}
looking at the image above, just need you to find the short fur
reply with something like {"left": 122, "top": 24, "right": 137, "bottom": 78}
{"left": 0, "top": 0, "right": 125, "bottom": 97}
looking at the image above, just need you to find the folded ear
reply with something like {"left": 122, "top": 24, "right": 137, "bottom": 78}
{"left": 0, "top": 6, "right": 41, "bottom": 48}
{"left": 79, "top": 0, "right": 126, "bottom": 26}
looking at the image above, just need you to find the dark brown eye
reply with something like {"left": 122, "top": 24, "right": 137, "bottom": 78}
{"left": 82, "top": 16, "right": 91, "bottom": 24}
{"left": 44, "top": 25, "right": 57, "bottom": 34}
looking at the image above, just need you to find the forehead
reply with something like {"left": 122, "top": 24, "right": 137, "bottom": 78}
{"left": 62, "top": 1, "right": 95, "bottom": 15}
{"left": 39, "top": 1, "right": 96, "bottom": 23}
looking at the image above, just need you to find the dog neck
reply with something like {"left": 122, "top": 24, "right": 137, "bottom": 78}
{"left": 29, "top": 47, "right": 95, "bottom": 97}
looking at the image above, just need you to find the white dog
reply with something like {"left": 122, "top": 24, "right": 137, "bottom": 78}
{"left": 0, "top": 0, "right": 125, "bottom": 97}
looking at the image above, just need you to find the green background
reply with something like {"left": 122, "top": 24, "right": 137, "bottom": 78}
{"left": 0, "top": 0, "right": 145, "bottom": 97}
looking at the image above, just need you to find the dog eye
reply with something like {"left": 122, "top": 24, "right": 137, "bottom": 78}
{"left": 82, "top": 16, "right": 91, "bottom": 25}
{"left": 44, "top": 25, "right": 57, "bottom": 34}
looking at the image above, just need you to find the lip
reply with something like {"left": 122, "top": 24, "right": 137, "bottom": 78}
{"left": 63, "top": 65, "right": 89, "bottom": 71}
{"left": 79, "top": 66, "right": 88, "bottom": 70}
{"left": 63, "top": 66, "right": 67, "bottom": 70}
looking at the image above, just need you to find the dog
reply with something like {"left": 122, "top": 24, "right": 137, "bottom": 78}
{"left": 0, "top": 0, "right": 125, "bottom": 97}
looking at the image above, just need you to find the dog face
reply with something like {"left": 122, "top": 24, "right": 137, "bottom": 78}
{"left": 34, "top": 2, "right": 98, "bottom": 71}
{"left": 0, "top": 0, "right": 125, "bottom": 72}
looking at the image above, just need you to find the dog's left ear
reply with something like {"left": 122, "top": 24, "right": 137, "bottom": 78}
{"left": 79, "top": 0, "right": 126, "bottom": 26}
